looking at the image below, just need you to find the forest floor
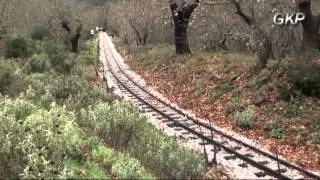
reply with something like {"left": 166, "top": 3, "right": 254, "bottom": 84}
{"left": 116, "top": 41, "right": 320, "bottom": 173}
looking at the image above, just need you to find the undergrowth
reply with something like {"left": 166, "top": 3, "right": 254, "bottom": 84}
{"left": 0, "top": 36, "right": 206, "bottom": 179}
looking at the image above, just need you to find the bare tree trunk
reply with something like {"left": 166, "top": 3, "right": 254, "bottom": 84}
{"left": 295, "top": 0, "right": 320, "bottom": 50}
{"left": 230, "top": 0, "right": 271, "bottom": 71}
{"left": 71, "top": 35, "right": 79, "bottom": 53}
{"left": 170, "top": 0, "right": 200, "bottom": 54}
{"left": 142, "top": 26, "right": 148, "bottom": 46}
{"left": 61, "top": 20, "right": 82, "bottom": 53}
{"left": 174, "top": 22, "right": 191, "bottom": 54}
{"left": 71, "top": 25, "right": 82, "bottom": 53}
{"left": 254, "top": 28, "right": 272, "bottom": 70}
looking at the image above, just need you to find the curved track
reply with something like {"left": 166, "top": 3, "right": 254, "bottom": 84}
{"left": 99, "top": 32, "right": 320, "bottom": 180}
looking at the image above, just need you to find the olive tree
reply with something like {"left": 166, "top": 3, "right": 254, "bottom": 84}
{"left": 45, "top": 0, "right": 88, "bottom": 53}
{"left": 106, "top": 0, "right": 171, "bottom": 46}
{"left": 169, "top": 0, "right": 200, "bottom": 54}
{"left": 294, "top": 0, "right": 320, "bottom": 50}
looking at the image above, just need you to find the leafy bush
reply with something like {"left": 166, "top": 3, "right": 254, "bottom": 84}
{"left": 25, "top": 53, "right": 51, "bottom": 73}
{"left": 234, "top": 105, "right": 256, "bottom": 128}
{"left": 0, "top": 63, "right": 13, "bottom": 93}
{"left": 278, "top": 86, "right": 303, "bottom": 118}
{"left": 195, "top": 78, "right": 205, "bottom": 90}
{"left": 0, "top": 97, "right": 37, "bottom": 121}
{"left": 1, "top": 37, "right": 205, "bottom": 179}
{"left": 278, "top": 84, "right": 302, "bottom": 102}
{"left": 286, "top": 50, "right": 320, "bottom": 97}
{"left": 264, "top": 117, "right": 286, "bottom": 139}
{"left": 284, "top": 101, "right": 302, "bottom": 118}
{"left": 31, "top": 26, "right": 51, "bottom": 41}
{"left": 269, "top": 128, "right": 285, "bottom": 139}
{"left": 91, "top": 144, "right": 114, "bottom": 168}
{"left": 0, "top": 61, "right": 28, "bottom": 96}
{"left": 61, "top": 159, "right": 110, "bottom": 179}
{"left": 220, "top": 82, "right": 234, "bottom": 92}
{"left": 5, "top": 37, "right": 29, "bottom": 58}
{"left": 206, "top": 82, "right": 234, "bottom": 103}
{"left": 43, "top": 40, "right": 75, "bottom": 73}
{"left": 312, "top": 135, "right": 320, "bottom": 144}
{"left": 112, "top": 153, "right": 154, "bottom": 179}
{"left": 88, "top": 101, "right": 145, "bottom": 148}
{"left": 135, "top": 132, "right": 205, "bottom": 179}
{"left": 313, "top": 120, "right": 320, "bottom": 131}
{"left": 80, "top": 39, "right": 99, "bottom": 65}
{"left": 88, "top": 137, "right": 155, "bottom": 179}
{"left": 85, "top": 164, "right": 109, "bottom": 178}
{"left": 0, "top": 97, "right": 86, "bottom": 178}
{"left": 26, "top": 73, "right": 113, "bottom": 110}
{"left": 87, "top": 102, "right": 205, "bottom": 179}
{"left": 231, "top": 88, "right": 242, "bottom": 97}
{"left": 224, "top": 96, "right": 243, "bottom": 115}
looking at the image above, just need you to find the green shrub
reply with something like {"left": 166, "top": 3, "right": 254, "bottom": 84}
{"left": 195, "top": 78, "right": 205, "bottom": 90}
{"left": 112, "top": 153, "right": 154, "bottom": 179}
{"left": 206, "top": 91, "right": 221, "bottom": 103}
{"left": 0, "top": 97, "right": 86, "bottom": 178}
{"left": 91, "top": 144, "right": 114, "bottom": 168}
{"left": 43, "top": 40, "right": 75, "bottom": 73}
{"left": 224, "top": 96, "right": 243, "bottom": 115}
{"left": 31, "top": 26, "right": 51, "bottom": 41}
{"left": 88, "top": 101, "right": 145, "bottom": 148}
{"left": 88, "top": 138, "right": 155, "bottom": 179}
{"left": 286, "top": 50, "right": 320, "bottom": 97}
{"left": 0, "top": 61, "right": 28, "bottom": 96}
{"left": 278, "top": 84, "right": 302, "bottom": 102}
{"left": 278, "top": 88, "right": 303, "bottom": 118}
{"left": 80, "top": 39, "right": 99, "bottom": 65}
{"left": 206, "top": 83, "right": 234, "bottom": 103}
{"left": 26, "top": 73, "right": 113, "bottom": 110}
{"left": 5, "top": 37, "right": 29, "bottom": 58}
{"left": 26, "top": 53, "right": 51, "bottom": 73}
{"left": 60, "top": 159, "right": 82, "bottom": 178}
{"left": 284, "top": 101, "right": 302, "bottom": 118}
{"left": 313, "top": 120, "right": 320, "bottom": 131}
{"left": 140, "top": 135, "right": 204, "bottom": 179}
{"left": 269, "top": 128, "right": 285, "bottom": 139}
{"left": 312, "top": 135, "right": 320, "bottom": 144}
{"left": 0, "top": 63, "right": 13, "bottom": 93}
{"left": 86, "top": 164, "right": 109, "bottom": 179}
{"left": 264, "top": 117, "right": 286, "bottom": 139}
{"left": 61, "top": 159, "right": 110, "bottom": 179}
{"left": 231, "top": 88, "right": 242, "bottom": 97}
{"left": 87, "top": 102, "right": 205, "bottom": 179}
{"left": 0, "top": 97, "right": 37, "bottom": 121}
{"left": 234, "top": 105, "right": 256, "bottom": 128}
{"left": 220, "top": 82, "right": 234, "bottom": 91}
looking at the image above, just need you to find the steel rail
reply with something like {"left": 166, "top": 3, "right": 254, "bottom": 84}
{"left": 101, "top": 34, "right": 320, "bottom": 179}
{"left": 101, "top": 43, "right": 293, "bottom": 180}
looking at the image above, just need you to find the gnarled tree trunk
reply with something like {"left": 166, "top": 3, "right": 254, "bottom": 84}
{"left": 71, "top": 25, "right": 82, "bottom": 53}
{"left": 230, "top": 0, "right": 272, "bottom": 71}
{"left": 174, "top": 21, "right": 190, "bottom": 54}
{"left": 169, "top": 0, "right": 200, "bottom": 54}
{"left": 295, "top": 0, "right": 320, "bottom": 50}
{"left": 62, "top": 20, "right": 83, "bottom": 53}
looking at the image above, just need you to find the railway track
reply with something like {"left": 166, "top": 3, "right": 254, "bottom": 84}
{"left": 99, "top": 32, "right": 320, "bottom": 179}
